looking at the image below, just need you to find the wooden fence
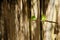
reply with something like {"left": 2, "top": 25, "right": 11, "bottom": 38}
{"left": 0, "top": 0, "right": 60, "bottom": 40}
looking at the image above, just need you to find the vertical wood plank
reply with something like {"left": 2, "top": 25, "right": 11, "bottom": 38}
{"left": 31, "top": 0, "right": 40, "bottom": 40}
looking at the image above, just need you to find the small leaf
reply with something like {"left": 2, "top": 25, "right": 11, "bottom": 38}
{"left": 31, "top": 16, "right": 37, "bottom": 20}
{"left": 41, "top": 15, "right": 46, "bottom": 21}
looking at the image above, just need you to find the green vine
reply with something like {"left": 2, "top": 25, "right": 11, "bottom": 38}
{"left": 31, "top": 16, "right": 37, "bottom": 21}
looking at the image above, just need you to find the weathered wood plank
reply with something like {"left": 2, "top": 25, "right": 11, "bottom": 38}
{"left": 31, "top": 0, "right": 40, "bottom": 40}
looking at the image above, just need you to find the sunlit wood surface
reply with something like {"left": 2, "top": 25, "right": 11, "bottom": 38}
{"left": 0, "top": 0, "right": 60, "bottom": 40}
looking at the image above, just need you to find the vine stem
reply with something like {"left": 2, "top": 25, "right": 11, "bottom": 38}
{"left": 41, "top": 20, "right": 57, "bottom": 24}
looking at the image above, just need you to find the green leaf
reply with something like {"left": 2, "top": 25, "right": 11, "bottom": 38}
{"left": 41, "top": 15, "right": 46, "bottom": 21}
{"left": 31, "top": 16, "right": 37, "bottom": 20}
